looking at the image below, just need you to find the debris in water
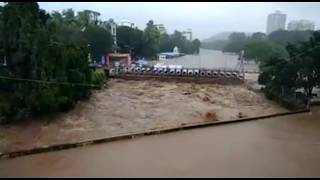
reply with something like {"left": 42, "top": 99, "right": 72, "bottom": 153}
{"left": 204, "top": 111, "right": 218, "bottom": 122}
{"left": 202, "top": 96, "right": 210, "bottom": 102}
{"left": 237, "top": 112, "right": 247, "bottom": 118}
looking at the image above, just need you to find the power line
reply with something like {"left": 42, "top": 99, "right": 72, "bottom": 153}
{"left": 0, "top": 75, "right": 101, "bottom": 88}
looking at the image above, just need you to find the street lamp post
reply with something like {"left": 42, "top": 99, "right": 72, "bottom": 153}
{"left": 110, "top": 22, "right": 117, "bottom": 53}
{"left": 3, "top": 56, "right": 7, "bottom": 66}
{"left": 87, "top": 44, "right": 92, "bottom": 63}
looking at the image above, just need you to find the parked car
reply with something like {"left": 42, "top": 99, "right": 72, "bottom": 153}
{"left": 134, "top": 59, "right": 149, "bottom": 67}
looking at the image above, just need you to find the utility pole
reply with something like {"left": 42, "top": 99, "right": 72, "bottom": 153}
{"left": 2, "top": 56, "right": 7, "bottom": 66}
{"left": 199, "top": 53, "right": 202, "bottom": 69}
{"left": 239, "top": 50, "right": 245, "bottom": 79}
{"left": 110, "top": 22, "right": 117, "bottom": 53}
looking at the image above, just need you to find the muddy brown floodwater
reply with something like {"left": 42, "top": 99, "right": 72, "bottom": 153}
{"left": 0, "top": 107, "right": 320, "bottom": 177}
{"left": 0, "top": 79, "right": 286, "bottom": 153}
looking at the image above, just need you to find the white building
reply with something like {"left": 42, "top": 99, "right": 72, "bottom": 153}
{"left": 266, "top": 10, "right": 287, "bottom": 34}
{"left": 287, "top": 19, "right": 315, "bottom": 31}
{"left": 173, "top": 46, "right": 179, "bottom": 54}
{"left": 81, "top": 10, "right": 101, "bottom": 25}
{"left": 110, "top": 22, "right": 117, "bottom": 46}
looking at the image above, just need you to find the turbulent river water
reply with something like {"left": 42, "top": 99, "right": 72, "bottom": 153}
{"left": 0, "top": 107, "right": 320, "bottom": 177}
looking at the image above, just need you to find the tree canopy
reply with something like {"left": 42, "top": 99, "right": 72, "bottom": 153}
{"left": 223, "top": 32, "right": 247, "bottom": 53}
{"left": 204, "top": 30, "right": 314, "bottom": 59}
{"left": 244, "top": 40, "right": 288, "bottom": 63}
{"left": 83, "top": 24, "right": 113, "bottom": 63}
{"left": 251, "top": 32, "right": 267, "bottom": 40}
{"left": 268, "top": 30, "right": 313, "bottom": 47}
{"left": 115, "top": 22, "right": 201, "bottom": 59}
{"left": 258, "top": 31, "right": 320, "bottom": 100}
{"left": 0, "top": 3, "right": 94, "bottom": 122}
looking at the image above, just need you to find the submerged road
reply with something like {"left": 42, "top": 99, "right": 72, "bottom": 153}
{"left": 157, "top": 49, "right": 239, "bottom": 69}
{"left": 1, "top": 107, "right": 320, "bottom": 177}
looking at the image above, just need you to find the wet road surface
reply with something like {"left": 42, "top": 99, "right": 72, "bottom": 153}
{"left": 158, "top": 49, "right": 239, "bottom": 69}
{"left": 1, "top": 107, "right": 320, "bottom": 177}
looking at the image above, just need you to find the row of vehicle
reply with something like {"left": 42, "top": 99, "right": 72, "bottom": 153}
{"left": 111, "top": 66, "right": 244, "bottom": 79}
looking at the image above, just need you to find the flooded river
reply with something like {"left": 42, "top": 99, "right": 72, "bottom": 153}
{"left": 1, "top": 107, "right": 320, "bottom": 177}
{"left": 0, "top": 49, "right": 317, "bottom": 177}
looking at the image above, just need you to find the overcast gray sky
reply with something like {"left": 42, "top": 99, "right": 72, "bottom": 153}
{"left": 38, "top": 2, "right": 320, "bottom": 40}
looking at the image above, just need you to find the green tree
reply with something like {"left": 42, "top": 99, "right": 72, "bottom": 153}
{"left": 171, "top": 30, "right": 189, "bottom": 53}
{"left": 158, "top": 29, "right": 200, "bottom": 55}
{"left": 287, "top": 31, "right": 320, "bottom": 96}
{"left": 268, "top": 30, "right": 313, "bottom": 46}
{"left": 142, "top": 20, "right": 160, "bottom": 58}
{"left": 49, "top": 10, "right": 86, "bottom": 45}
{"left": 62, "top": 8, "right": 76, "bottom": 25}
{"left": 259, "top": 31, "right": 320, "bottom": 101}
{"left": 191, "top": 39, "right": 201, "bottom": 54}
{"left": 116, "top": 25, "right": 145, "bottom": 58}
{"left": 50, "top": 9, "right": 112, "bottom": 63}
{"left": 258, "top": 57, "right": 297, "bottom": 92}
{"left": 244, "top": 40, "right": 288, "bottom": 63}
{"left": 159, "top": 33, "right": 173, "bottom": 52}
{"left": 83, "top": 24, "right": 113, "bottom": 63}
{"left": 251, "top": 32, "right": 267, "bottom": 40}
{"left": 223, "top": 32, "right": 247, "bottom": 53}
{"left": 0, "top": 2, "right": 93, "bottom": 122}
{"left": 77, "top": 10, "right": 90, "bottom": 28}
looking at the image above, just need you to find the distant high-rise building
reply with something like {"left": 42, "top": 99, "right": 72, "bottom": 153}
{"left": 287, "top": 19, "right": 315, "bottom": 31}
{"left": 81, "top": 10, "right": 101, "bottom": 25}
{"left": 182, "top": 29, "right": 192, "bottom": 41}
{"left": 266, "top": 10, "right": 286, "bottom": 34}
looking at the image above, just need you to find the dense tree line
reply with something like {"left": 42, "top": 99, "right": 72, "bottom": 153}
{"left": 243, "top": 39, "right": 288, "bottom": 63}
{"left": 49, "top": 12, "right": 201, "bottom": 61}
{"left": 117, "top": 20, "right": 201, "bottom": 60}
{"left": 202, "top": 30, "right": 314, "bottom": 64}
{"left": 202, "top": 30, "right": 319, "bottom": 108}
{"left": 222, "top": 30, "right": 313, "bottom": 54}
{"left": 44, "top": 9, "right": 202, "bottom": 61}
{"left": 223, "top": 32, "right": 248, "bottom": 53}
{"left": 0, "top": 3, "right": 105, "bottom": 122}
{"left": 49, "top": 8, "right": 113, "bottom": 63}
{"left": 258, "top": 31, "right": 320, "bottom": 107}
{"left": 268, "top": 30, "right": 313, "bottom": 46}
